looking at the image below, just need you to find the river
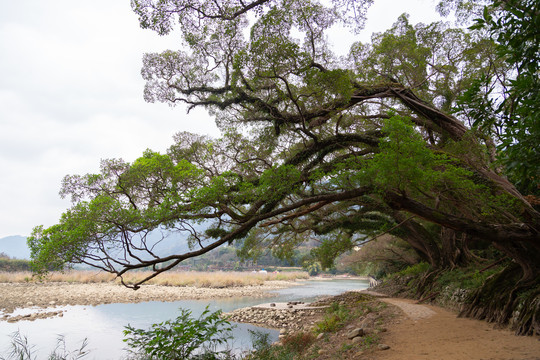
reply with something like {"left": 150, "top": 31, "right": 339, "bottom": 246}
{"left": 0, "top": 279, "right": 368, "bottom": 359}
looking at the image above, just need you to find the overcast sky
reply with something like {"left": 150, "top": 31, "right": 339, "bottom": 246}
{"left": 0, "top": 0, "right": 443, "bottom": 239}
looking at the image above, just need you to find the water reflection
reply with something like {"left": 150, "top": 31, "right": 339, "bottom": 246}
{"left": 0, "top": 279, "right": 368, "bottom": 359}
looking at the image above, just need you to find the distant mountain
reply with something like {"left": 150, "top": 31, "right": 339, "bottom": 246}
{"left": 0, "top": 235, "right": 30, "bottom": 259}
{"left": 0, "top": 227, "right": 210, "bottom": 262}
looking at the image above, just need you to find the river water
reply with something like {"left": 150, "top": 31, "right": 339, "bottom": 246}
{"left": 0, "top": 279, "right": 368, "bottom": 359}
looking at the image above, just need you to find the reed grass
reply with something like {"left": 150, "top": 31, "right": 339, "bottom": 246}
{"left": 0, "top": 270, "right": 309, "bottom": 288}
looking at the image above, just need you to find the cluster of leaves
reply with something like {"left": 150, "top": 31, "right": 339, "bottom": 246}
{"left": 397, "top": 262, "right": 431, "bottom": 277}
{"left": 123, "top": 306, "right": 235, "bottom": 360}
{"left": 466, "top": 0, "right": 539, "bottom": 195}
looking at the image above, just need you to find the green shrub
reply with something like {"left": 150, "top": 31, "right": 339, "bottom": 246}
{"left": 436, "top": 266, "right": 503, "bottom": 292}
{"left": 123, "top": 307, "right": 234, "bottom": 360}
{"left": 397, "top": 262, "right": 430, "bottom": 277}
{"left": 314, "top": 303, "right": 350, "bottom": 333}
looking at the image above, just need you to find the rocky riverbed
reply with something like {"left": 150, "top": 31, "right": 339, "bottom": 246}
{"left": 224, "top": 301, "right": 328, "bottom": 332}
{"left": 0, "top": 281, "right": 295, "bottom": 322}
{"left": 223, "top": 292, "right": 386, "bottom": 337}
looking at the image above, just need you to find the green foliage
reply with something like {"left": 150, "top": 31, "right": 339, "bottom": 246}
{"left": 435, "top": 265, "right": 505, "bottom": 291}
{"left": 310, "top": 234, "right": 354, "bottom": 270}
{"left": 303, "top": 261, "right": 322, "bottom": 276}
{"left": 257, "top": 165, "right": 302, "bottom": 202}
{"left": 468, "top": 0, "right": 540, "bottom": 195}
{"left": 365, "top": 116, "right": 522, "bottom": 221}
{"left": 314, "top": 303, "right": 350, "bottom": 333}
{"left": 359, "top": 333, "right": 380, "bottom": 349}
{"left": 366, "top": 116, "right": 478, "bottom": 198}
{"left": 366, "top": 116, "right": 442, "bottom": 192}
{"left": 123, "top": 307, "right": 234, "bottom": 360}
{"left": 397, "top": 262, "right": 430, "bottom": 277}
{"left": 0, "top": 258, "right": 31, "bottom": 272}
{"left": 245, "top": 330, "right": 315, "bottom": 360}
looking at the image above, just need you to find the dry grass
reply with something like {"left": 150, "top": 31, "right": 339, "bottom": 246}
{"left": 0, "top": 270, "right": 309, "bottom": 288}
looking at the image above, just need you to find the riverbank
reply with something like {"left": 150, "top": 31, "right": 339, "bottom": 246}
{"left": 227, "top": 291, "right": 540, "bottom": 359}
{"left": 0, "top": 280, "right": 296, "bottom": 322}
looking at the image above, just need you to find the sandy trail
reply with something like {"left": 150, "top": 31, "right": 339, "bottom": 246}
{"left": 374, "top": 297, "right": 540, "bottom": 360}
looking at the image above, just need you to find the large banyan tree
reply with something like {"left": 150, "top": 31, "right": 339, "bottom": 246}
{"left": 29, "top": 0, "right": 539, "bottom": 334}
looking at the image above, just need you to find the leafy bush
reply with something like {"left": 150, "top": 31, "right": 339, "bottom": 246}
{"left": 303, "top": 261, "right": 322, "bottom": 276}
{"left": 123, "top": 307, "right": 235, "bottom": 360}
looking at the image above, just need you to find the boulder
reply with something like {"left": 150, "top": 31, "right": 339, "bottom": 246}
{"left": 347, "top": 328, "right": 365, "bottom": 339}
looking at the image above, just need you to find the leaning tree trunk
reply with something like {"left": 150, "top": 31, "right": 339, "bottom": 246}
{"left": 392, "top": 212, "right": 442, "bottom": 268}
{"left": 439, "top": 228, "right": 475, "bottom": 269}
{"left": 385, "top": 191, "right": 540, "bottom": 281}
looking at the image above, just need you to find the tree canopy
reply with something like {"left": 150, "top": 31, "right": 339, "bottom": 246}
{"left": 28, "top": 0, "right": 539, "bottom": 333}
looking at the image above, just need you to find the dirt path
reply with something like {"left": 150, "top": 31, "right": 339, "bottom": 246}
{"left": 374, "top": 297, "right": 540, "bottom": 360}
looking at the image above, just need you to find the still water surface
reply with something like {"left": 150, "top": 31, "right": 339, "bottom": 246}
{"left": 0, "top": 279, "right": 368, "bottom": 359}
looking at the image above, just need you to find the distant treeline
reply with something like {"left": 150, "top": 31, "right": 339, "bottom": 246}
{"left": 0, "top": 253, "right": 31, "bottom": 272}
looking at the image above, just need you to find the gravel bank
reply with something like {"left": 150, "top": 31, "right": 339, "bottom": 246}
{"left": 0, "top": 281, "right": 294, "bottom": 322}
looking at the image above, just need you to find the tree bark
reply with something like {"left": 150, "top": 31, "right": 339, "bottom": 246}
{"left": 385, "top": 191, "right": 540, "bottom": 280}
{"left": 392, "top": 212, "right": 442, "bottom": 268}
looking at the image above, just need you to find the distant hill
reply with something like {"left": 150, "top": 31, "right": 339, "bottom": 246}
{"left": 0, "top": 235, "right": 30, "bottom": 259}
{"left": 0, "top": 231, "right": 194, "bottom": 262}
